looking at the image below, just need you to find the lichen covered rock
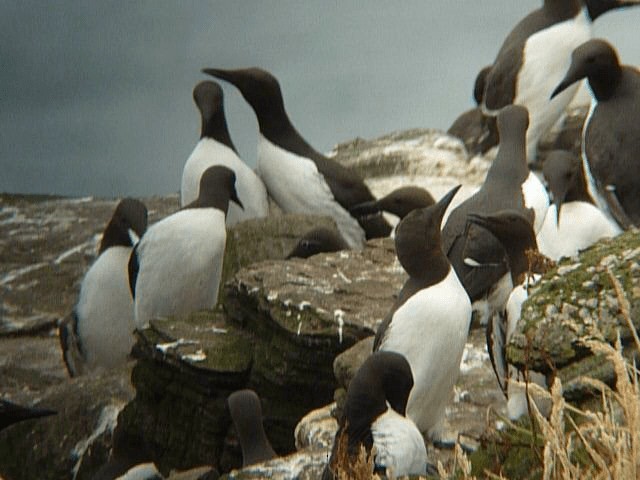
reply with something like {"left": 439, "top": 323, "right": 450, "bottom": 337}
{"left": 508, "top": 230, "right": 640, "bottom": 398}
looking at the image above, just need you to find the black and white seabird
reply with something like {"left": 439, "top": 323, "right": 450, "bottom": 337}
{"left": 442, "top": 105, "right": 548, "bottom": 324}
{"left": 467, "top": 210, "right": 554, "bottom": 420}
{"left": 482, "top": 0, "right": 640, "bottom": 161}
{"left": 130, "top": 166, "right": 242, "bottom": 329}
{"left": 323, "top": 351, "right": 428, "bottom": 479}
{"left": 59, "top": 198, "right": 148, "bottom": 377}
{"left": 537, "top": 150, "right": 621, "bottom": 260}
{"left": 0, "top": 399, "right": 56, "bottom": 432}
{"left": 374, "top": 185, "right": 472, "bottom": 439}
{"left": 286, "top": 227, "right": 349, "bottom": 259}
{"left": 180, "top": 81, "right": 268, "bottom": 226}
{"left": 551, "top": 38, "right": 640, "bottom": 229}
{"left": 202, "top": 67, "right": 391, "bottom": 249}
{"left": 447, "top": 66, "right": 499, "bottom": 156}
{"left": 227, "top": 389, "right": 277, "bottom": 467}
{"left": 92, "top": 428, "right": 159, "bottom": 480}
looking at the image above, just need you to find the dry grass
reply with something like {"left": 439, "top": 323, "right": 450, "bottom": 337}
{"left": 335, "top": 271, "right": 640, "bottom": 479}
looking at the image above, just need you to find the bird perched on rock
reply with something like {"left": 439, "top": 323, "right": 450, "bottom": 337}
{"left": 0, "top": 399, "right": 56, "bottom": 432}
{"left": 202, "top": 67, "right": 391, "bottom": 249}
{"left": 180, "top": 81, "right": 268, "bottom": 225}
{"left": 374, "top": 185, "right": 472, "bottom": 440}
{"left": 59, "top": 198, "right": 148, "bottom": 377}
{"left": 551, "top": 38, "right": 640, "bottom": 229}
{"left": 286, "top": 227, "right": 349, "bottom": 259}
{"left": 537, "top": 150, "right": 621, "bottom": 260}
{"left": 227, "top": 389, "right": 277, "bottom": 467}
{"left": 447, "top": 66, "right": 499, "bottom": 156}
{"left": 442, "top": 105, "right": 548, "bottom": 325}
{"left": 467, "top": 210, "right": 554, "bottom": 420}
{"left": 323, "top": 351, "right": 428, "bottom": 479}
{"left": 130, "top": 166, "right": 242, "bottom": 329}
{"left": 481, "top": 0, "right": 640, "bottom": 162}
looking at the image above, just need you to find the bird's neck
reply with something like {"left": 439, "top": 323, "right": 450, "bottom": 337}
{"left": 201, "top": 114, "right": 237, "bottom": 153}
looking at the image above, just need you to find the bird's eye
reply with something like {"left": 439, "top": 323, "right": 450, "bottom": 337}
{"left": 301, "top": 240, "right": 311, "bottom": 249}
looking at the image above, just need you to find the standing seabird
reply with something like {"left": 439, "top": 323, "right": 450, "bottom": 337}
{"left": 59, "top": 198, "right": 148, "bottom": 377}
{"left": 286, "top": 227, "right": 349, "bottom": 259}
{"left": 442, "top": 105, "right": 548, "bottom": 324}
{"left": 482, "top": 0, "right": 640, "bottom": 161}
{"left": 467, "top": 210, "right": 554, "bottom": 420}
{"left": 130, "top": 166, "right": 242, "bottom": 329}
{"left": 537, "top": 150, "right": 621, "bottom": 260}
{"left": 0, "top": 399, "right": 56, "bottom": 432}
{"left": 227, "top": 389, "right": 277, "bottom": 467}
{"left": 180, "top": 81, "right": 268, "bottom": 226}
{"left": 374, "top": 185, "right": 472, "bottom": 439}
{"left": 551, "top": 38, "right": 640, "bottom": 229}
{"left": 323, "top": 351, "right": 428, "bottom": 479}
{"left": 202, "top": 67, "right": 391, "bottom": 249}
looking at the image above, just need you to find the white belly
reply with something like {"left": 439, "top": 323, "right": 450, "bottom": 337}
{"left": 536, "top": 202, "right": 621, "bottom": 261}
{"left": 76, "top": 246, "right": 136, "bottom": 369}
{"left": 134, "top": 209, "right": 226, "bottom": 329}
{"left": 181, "top": 138, "right": 269, "bottom": 225}
{"left": 516, "top": 10, "right": 592, "bottom": 160}
{"left": 371, "top": 408, "right": 428, "bottom": 477}
{"left": 257, "top": 135, "right": 365, "bottom": 249}
{"left": 522, "top": 171, "right": 550, "bottom": 233}
{"left": 378, "top": 269, "right": 472, "bottom": 436}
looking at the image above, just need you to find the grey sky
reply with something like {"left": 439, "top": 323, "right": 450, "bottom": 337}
{"left": 1, "top": 1, "right": 639, "bottom": 197}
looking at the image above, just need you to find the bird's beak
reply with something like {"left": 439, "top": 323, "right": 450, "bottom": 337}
{"left": 551, "top": 61, "right": 585, "bottom": 99}
{"left": 232, "top": 190, "right": 244, "bottom": 210}
{"left": 434, "top": 185, "right": 462, "bottom": 227}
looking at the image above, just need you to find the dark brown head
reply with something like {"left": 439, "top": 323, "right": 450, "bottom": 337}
{"left": 350, "top": 186, "right": 435, "bottom": 220}
{"left": 187, "top": 165, "right": 243, "bottom": 215}
{"left": 192, "top": 81, "right": 236, "bottom": 150}
{"left": 286, "top": 228, "right": 349, "bottom": 259}
{"left": 99, "top": 198, "right": 148, "bottom": 254}
{"left": 542, "top": 150, "right": 591, "bottom": 224}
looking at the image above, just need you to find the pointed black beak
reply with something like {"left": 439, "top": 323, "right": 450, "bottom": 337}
{"left": 232, "top": 190, "right": 244, "bottom": 210}
{"left": 551, "top": 60, "right": 585, "bottom": 100}
{"left": 349, "top": 199, "right": 380, "bottom": 217}
{"left": 434, "top": 185, "right": 462, "bottom": 227}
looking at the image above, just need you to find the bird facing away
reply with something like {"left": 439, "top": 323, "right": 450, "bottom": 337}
{"left": 286, "top": 227, "right": 349, "bottom": 259}
{"left": 467, "top": 210, "right": 554, "bottom": 420}
{"left": 481, "top": 0, "right": 640, "bottom": 162}
{"left": 0, "top": 399, "right": 56, "bottom": 432}
{"left": 129, "top": 166, "right": 242, "bottom": 329}
{"left": 537, "top": 150, "right": 621, "bottom": 260}
{"left": 180, "top": 80, "right": 268, "bottom": 225}
{"left": 551, "top": 38, "right": 640, "bottom": 229}
{"left": 442, "top": 105, "right": 548, "bottom": 324}
{"left": 227, "top": 389, "right": 277, "bottom": 467}
{"left": 374, "top": 185, "right": 472, "bottom": 439}
{"left": 323, "top": 351, "right": 428, "bottom": 479}
{"left": 202, "top": 67, "right": 391, "bottom": 249}
{"left": 59, "top": 198, "right": 148, "bottom": 377}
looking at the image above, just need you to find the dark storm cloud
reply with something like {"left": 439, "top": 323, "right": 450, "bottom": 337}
{"left": 1, "top": 1, "right": 638, "bottom": 197}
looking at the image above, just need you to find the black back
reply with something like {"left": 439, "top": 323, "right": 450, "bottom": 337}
{"left": 442, "top": 105, "right": 534, "bottom": 301}
{"left": 0, "top": 399, "right": 56, "bottom": 432}
{"left": 193, "top": 81, "right": 237, "bottom": 152}
{"left": 374, "top": 186, "right": 460, "bottom": 350}
{"left": 286, "top": 227, "right": 349, "bottom": 259}
{"left": 202, "top": 67, "right": 392, "bottom": 239}
{"left": 227, "top": 389, "right": 277, "bottom": 467}
{"left": 553, "top": 39, "right": 640, "bottom": 227}
{"left": 543, "top": 150, "right": 593, "bottom": 219}
{"left": 99, "top": 198, "right": 148, "bottom": 255}
{"left": 323, "top": 351, "right": 413, "bottom": 479}
{"left": 483, "top": 0, "right": 582, "bottom": 111}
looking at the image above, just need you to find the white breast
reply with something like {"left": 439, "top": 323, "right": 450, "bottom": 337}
{"left": 257, "top": 135, "right": 365, "bottom": 249}
{"left": 371, "top": 408, "right": 428, "bottom": 477}
{"left": 516, "top": 9, "right": 592, "bottom": 160}
{"left": 76, "top": 246, "right": 136, "bottom": 369}
{"left": 378, "top": 269, "right": 472, "bottom": 437}
{"left": 521, "top": 171, "right": 550, "bottom": 234}
{"left": 181, "top": 138, "right": 269, "bottom": 225}
{"left": 134, "top": 209, "right": 226, "bottom": 329}
{"left": 536, "top": 202, "right": 621, "bottom": 261}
